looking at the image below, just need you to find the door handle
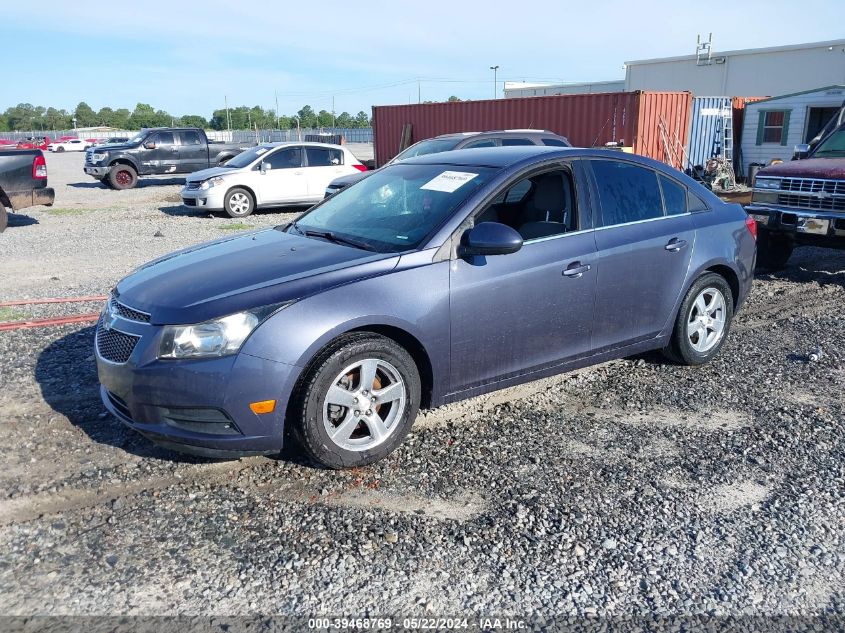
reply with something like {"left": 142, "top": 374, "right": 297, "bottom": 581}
{"left": 562, "top": 262, "right": 591, "bottom": 278}
{"left": 665, "top": 238, "right": 688, "bottom": 252}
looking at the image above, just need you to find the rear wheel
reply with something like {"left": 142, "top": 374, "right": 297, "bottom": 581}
{"left": 224, "top": 187, "right": 254, "bottom": 218}
{"left": 56, "top": 146, "right": 65, "bottom": 153}
{"left": 108, "top": 165, "right": 138, "bottom": 190}
{"left": 663, "top": 272, "right": 734, "bottom": 366}
{"left": 292, "top": 333, "right": 421, "bottom": 468}
{"left": 756, "top": 231, "right": 793, "bottom": 271}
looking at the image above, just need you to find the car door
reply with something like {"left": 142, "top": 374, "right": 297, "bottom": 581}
{"left": 177, "top": 130, "right": 207, "bottom": 172}
{"left": 303, "top": 147, "right": 347, "bottom": 199}
{"left": 256, "top": 146, "right": 308, "bottom": 205}
{"left": 145, "top": 131, "right": 178, "bottom": 174}
{"left": 587, "top": 159, "right": 696, "bottom": 352}
{"left": 448, "top": 162, "right": 597, "bottom": 393}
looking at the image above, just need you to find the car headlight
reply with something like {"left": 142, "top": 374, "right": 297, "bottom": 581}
{"left": 754, "top": 178, "right": 780, "bottom": 190}
{"left": 158, "top": 303, "right": 289, "bottom": 359}
{"left": 91, "top": 152, "right": 107, "bottom": 162}
{"left": 199, "top": 176, "right": 226, "bottom": 191}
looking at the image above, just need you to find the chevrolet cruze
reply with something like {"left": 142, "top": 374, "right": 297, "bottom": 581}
{"left": 96, "top": 147, "right": 756, "bottom": 468}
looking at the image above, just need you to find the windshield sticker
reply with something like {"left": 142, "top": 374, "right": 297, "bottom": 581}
{"left": 420, "top": 171, "right": 478, "bottom": 193}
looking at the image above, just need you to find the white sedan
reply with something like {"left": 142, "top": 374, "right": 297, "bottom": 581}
{"left": 48, "top": 138, "right": 91, "bottom": 152}
{"left": 181, "top": 142, "right": 367, "bottom": 218}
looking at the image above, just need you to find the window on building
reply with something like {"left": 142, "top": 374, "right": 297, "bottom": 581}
{"left": 757, "top": 110, "right": 790, "bottom": 145}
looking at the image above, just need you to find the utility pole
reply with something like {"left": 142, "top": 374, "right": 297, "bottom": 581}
{"left": 224, "top": 95, "right": 231, "bottom": 134}
{"left": 418, "top": 79, "right": 421, "bottom": 104}
{"left": 489, "top": 66, "right": 500, "bottom": 99}
{"left": 332, "top": 96, "right": 336, "bottom": 128}
{"left": 275, "top": 91, "right": 281, "bottom": 130}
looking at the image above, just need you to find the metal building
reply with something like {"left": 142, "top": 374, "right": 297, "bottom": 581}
{"left": 625, "top": 39, "right": 845, "bottom": 97}
{"left": 740, "top": 85, "right": 845, "bottom": 175}
{"left": 503, "top": 80, "right": 625, "bottom": 98}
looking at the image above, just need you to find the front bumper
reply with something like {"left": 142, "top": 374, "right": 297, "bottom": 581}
{"left": 181, "top": 186, "right": 226, "bottom": 211}
{"left": 747, "top": 203, "right": 845, "bottom": 244}
{"left": 95, "top": 307, "right": 301, "bottom": 457}
{"left": 84, "top": 165, "right": 110, "bottom": 177}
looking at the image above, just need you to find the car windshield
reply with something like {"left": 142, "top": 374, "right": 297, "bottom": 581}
{"left": 288, "top": 163, "right": 496, "bottom": 252}
{"left": 389, "top": 138, "right": 461, "bottom": 163}
{"left": 224, "top": 145, "right": 273, "bottom": 169}
{"left": 128, "top": 132, "right": 147, "bottom": 145}
{"left": 812, "top": 129, "right": 845, "bottom": 156}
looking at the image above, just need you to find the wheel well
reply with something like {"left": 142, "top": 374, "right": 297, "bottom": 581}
{"left": 109, "top": 159, "right": 137, "bottom": 172}
{"left": 350, "top": 325, "right": 434, "bottom": 409}
{"left": 226, "top": 184, "right": 256, "bottom": 204}
{"left": 705, "top": 265, "right": 740, "bottom": 309}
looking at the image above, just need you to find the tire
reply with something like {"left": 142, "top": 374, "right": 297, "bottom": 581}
{"left": 0, "top": 207, "right": 7, "bottom": 233}
{"left": 663, "top": 272, "right": 734, "bottom": 366}
{"left": 224, "top": 187, "right": 255, "bottom": 218}
{"left": 756, "top": 230, "right": 793, "bottom": 271}
{"left": 291, "top": 333, "right": 421, "bottom": 469}
{"left": 56, "top": 146, "right": 65, "bottom": 153}
{"left": 107, "top": 164, "right": 138, "bottom": 190}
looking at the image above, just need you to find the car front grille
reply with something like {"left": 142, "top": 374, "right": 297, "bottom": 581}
{"left": 110, "top": 295, "right": 150, "bottom": 322}
{"left": 96, "top": 319, "right": 141, "bottom": 364}
{"left": 183, "top": 198, "right": 197, "bottom": 206}
{"left": 185, "top": 182, "right": 202, "bottom": 190}
{"left": 777, "top": 193, "right": 845, "bottom": 212}
{"left": 107, "top": 391, "right": 133, "bottom": 420}
{"left": 780, "top": 177, "right": 845, "bottom": 195}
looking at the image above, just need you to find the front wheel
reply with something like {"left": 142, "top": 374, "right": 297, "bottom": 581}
{"left": 107, "top": 164, "right": 138, "bottom": 190}
{"left": 291, "top": 333, "right": 421, "bottom": 468}
{"left": 56, "top": 146, "right": 65, "bottom": 153}
{"left": 663, "top": 273, "right": 734, "bottom": 366}
{"left": 224, "top": 187, "right": 254, "bottom": 218}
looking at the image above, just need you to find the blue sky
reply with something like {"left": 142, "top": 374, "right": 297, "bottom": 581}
{"left": 2, "top": 1, "right": 842, "bottom": 118}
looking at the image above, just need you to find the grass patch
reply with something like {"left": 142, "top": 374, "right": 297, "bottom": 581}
{"left": 219, "top": 222, "right": 253, "bottom": 231}
{"left": 0, "top": 307, "right": 30, "bottom": 322}
{"left": 46, "top": 207, "right": 90, "bottom": 216}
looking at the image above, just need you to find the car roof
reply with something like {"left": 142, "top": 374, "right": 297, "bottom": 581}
{"left": 433, "top": 129, "right": 560, "bottom": 140}
{"left": 399, "top": 146, "right": 674, "bottom": 170}
{"left": 259, "top": 141, "right": 347, "bottom": 150}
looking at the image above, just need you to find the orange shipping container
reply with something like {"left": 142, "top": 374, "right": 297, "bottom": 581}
{"left": 372, "top": 91, "right": 693, "bottom": 169}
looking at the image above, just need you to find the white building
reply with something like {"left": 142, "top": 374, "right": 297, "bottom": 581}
{"left": 625, "top": 39, "right": 845, "bottom": 97}
{"left": 740, "top": 85, "right": 845, "bottom": 174}
{"left": 503, "top": 80, "right": 624, "bottom": 98}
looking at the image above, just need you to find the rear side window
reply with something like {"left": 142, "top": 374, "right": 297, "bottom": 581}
{"left": 591, "top": 160, "right": 663, "bottom": 226}
{"left": 501, "top": 138, "right": 534, "bottom": 146}
{"left": 266, "top": 147, "right": 302, "bottom": 169}
{"left": 659, "top": 175, "right": 687, "bottom": 215}
{"left": 688, "top": 191, "right": 709, "bottom": 212}
{"left": 462, "top": 139, "right": 497, "bottom": 148}
{"left": 542, "top": 138, "right": 569, "bottom": 147}
{"left": 306, "top": 147, "right": 343, "bottom": 166}
{"left": 154, "top": 132, "right": 175, "bottom": 145}
{"left": 180, "top": 131, "right": 202, "bottom": 145}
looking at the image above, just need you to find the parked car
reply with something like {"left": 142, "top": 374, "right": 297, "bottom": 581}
{"left": 16, "top": 136, "right": 51, "bottom": 151}
{"left": 747, "top": 106, "right": 845, "bottom": 269}
{"left": 48, "top": 138, "right": 90, "bottom": 152}
{"left": 92, "top": 137, "right": 130, "bottom": 146}
{"left": 0, "top": 148, "right": 55, "bottom": 232}
{"left": 324, "top": 129, "right": 571, "bottom": 197}
{"left": 83, "top": 127, "right": 251, "bottom": 190}
{"left": 181, "top": 142, "right": 366, "bottom": 218}
{"left": 95, "top": 146, "right": 755, "bottom": 467}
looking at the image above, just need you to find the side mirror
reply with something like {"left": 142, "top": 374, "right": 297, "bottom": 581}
{"left": 793, "top": 143, "right": 811, "bottom": 160}
{"left": 459, "top": 222, "right": 523, "bottom": 257}
{"left": 144, "top": 141, "right": 156, "bottom": 150}
{"left": 260, "top": 161, "right": 272, "bottom": 173}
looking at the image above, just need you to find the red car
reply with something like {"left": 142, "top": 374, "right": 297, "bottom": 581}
{"left": 15, "top": 136, "right": 51, "bottom": 151}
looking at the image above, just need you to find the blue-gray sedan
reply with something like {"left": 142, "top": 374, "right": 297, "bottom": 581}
{"left": 95, "top": 147, "right": 757, "bottom": 468}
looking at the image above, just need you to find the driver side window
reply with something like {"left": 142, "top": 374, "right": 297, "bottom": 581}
{"left": 474, "top": 169, "right": 577, "bottom": 241}
{"left": 266, "top": 147, "right": 303, "bottom": 169}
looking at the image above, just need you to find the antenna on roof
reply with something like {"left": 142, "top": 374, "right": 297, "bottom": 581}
{"left": 696, "top": 33, "right": 713, "bottom": 66}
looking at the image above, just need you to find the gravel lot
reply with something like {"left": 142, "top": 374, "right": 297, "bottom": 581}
{"left": 1, "top": 152, "right": 843, "bottom": 625}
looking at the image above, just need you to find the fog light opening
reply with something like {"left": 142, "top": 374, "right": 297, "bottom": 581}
{"left": 250, "top": 400, "right": 277, "bottom": 414}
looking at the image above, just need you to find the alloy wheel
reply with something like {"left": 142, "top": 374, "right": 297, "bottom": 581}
{"left": 686, "top": 287, "right": 726, "bottom": 353}
{"left": 228, "top": 192, "right": 250, "bottom": 215}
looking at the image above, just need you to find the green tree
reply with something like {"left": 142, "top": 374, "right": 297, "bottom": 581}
{"left": 129, "top": 103, "right": 159, "bottom": 128}
{"left": 180, "top": 114, "right": 208, "bottom": 128}
{"left": 0, "top": 114, "right": 8, "bottom": 132}
{"left": 353, "top": 111, "right": 370, "bottom": 128}
{"left": 44, "top": 107, "right": 71, "bottom": 130}
{"left": 335, "top": 112, "right": 353, "bottom": 128}
{"left": 112, "top": 108, "right": 131, "bottom": 129}
{"left": 74, "top": 102, "right": 97, "bottom": 127}
{"left": 297, "top": 105, "right": 317, "bottom": 128}
{"left": 447, "top": 95, "right": 462, "bottom": 102}
{"left": 317, "top": 109, "right": 334, "bottom": 128}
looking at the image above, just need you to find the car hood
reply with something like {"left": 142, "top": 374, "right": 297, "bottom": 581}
{"left": 758, "top": 158, "right": 845, "bottom": 180}
{"left": 329, "top": 170, "right": 373, "bottom": 188}
{"left": 116, "top": 228, "right": 399, "bottom": 324}
{"left": 95, "top": 142, "right": 139, "bottom": 152}
{"left": 185, "top": 166, "right": 237, "bottom": 183}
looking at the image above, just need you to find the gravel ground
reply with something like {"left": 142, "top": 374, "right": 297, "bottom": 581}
{"left": 1, "top": 154, "right": 844, "bottom": 625}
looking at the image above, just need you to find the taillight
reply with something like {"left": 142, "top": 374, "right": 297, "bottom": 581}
{"left": 352, "top": 164, "right": 368, "bottom": 172}
{"left": 32, "top": 154, "right": 47, "bottom": 179}
{"left": 744, "top": 215, "right": 757, "bottom": 240}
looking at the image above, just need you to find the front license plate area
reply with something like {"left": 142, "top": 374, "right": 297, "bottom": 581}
{"left": 796, "top": 217, "right": 829, "bottom": 235}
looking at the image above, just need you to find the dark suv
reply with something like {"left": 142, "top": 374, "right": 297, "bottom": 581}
{"left": 324, "top": 129, "right": 571, "bottom": 197}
